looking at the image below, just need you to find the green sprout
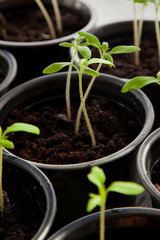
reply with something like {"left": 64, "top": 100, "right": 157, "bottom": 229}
{"left": 0, "top": 122, "right": 40, "bottom": 217}
{"left": 43, "top": 43, "right": 114, "bottom": 146}
{"left": 35, "top": 0, "right": 62, "bottom": 39}
{"left": 87, "top": 166, "right": 145, "bottom": 240}
{"left": 121, "top": 71, "right": 160, "bottom": 93}
{"left": 74, "top": 31, "right": 140, "bottom": 134}
{"left": 148, "top": 0, "right": 160, "bottom": 65}
{"left": 58, "top": 34, "right": 88, "bottom": 120}
{"left": 43, "top": 31, "right": 140, "bottom": 146}
{"left": 130, "top": 0, "right": 149, "bottom": 66}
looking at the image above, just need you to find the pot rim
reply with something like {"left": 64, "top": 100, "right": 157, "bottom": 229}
{"left": 0, "top": 0, "right": 96, "bottom": 48}
{"left": 3, "top": 152, "right": 57, "bottom": 240}
{"left": 137, "top": 127, "right": 160, "bottom": 202}
{"left": 2, "top": 72, "right": 154, "bottom": 171}
{"left": 0, "top": 49, "right": 17, "bottom": 94}
{"left": 48, "top": 206, "right": 160, "bottom": 240}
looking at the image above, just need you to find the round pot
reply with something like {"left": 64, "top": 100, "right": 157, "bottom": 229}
{"left": 70, "top": 20, "right": 160, "bottom": 129}
{"left": 0, "top": 72, "right": 154, "bottom": 230}
{"left": 48, "top": 207, "right": 160, "bottom": 240}
{"left": 2, "top": 152, "right": 57, "bottom": 240}
{"left": 0, "top": 49, "right": 17, "bottom": 95}
{"left": 137, "top": 127, "right": 160, "bottom": 208}
{"left": 0, "top": 0, "right": 96, "bottom": 85}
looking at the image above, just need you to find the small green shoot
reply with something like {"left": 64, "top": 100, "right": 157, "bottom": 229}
{"left": 130, "top": 0, "right": 148, "bottom": 65}
{"left": 35, "top": 0, "right": 62, "bottom": 39}
{"left": 43, "top": 31, "right": 140, "bottom": 146}
{"left": 148, "top": 0, "right": 160, "bottom": 64}
{"left": 43, "top": 48, "right": 114, "bottom": 146}
{"left": 0, "top": 123, "right": 40, "bottom": 217}
{"left": 121, "top": 71, "right": 160, "bottom": 92}
{"left": 87, "top": 166, "right": 145, "bottom": 240}
{"left": 75, "top": 31, "right": 140, "bottom": 134}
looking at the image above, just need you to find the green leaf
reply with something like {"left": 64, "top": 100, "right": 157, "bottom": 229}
{"left": 84, "top": 67, "right": 100, "bottom": 77}
{"left": 78, "top": 31, "right": 101, "bottom": 49}
{"left": 121, "top": 76, "right": 159, "bottom": 93}
{"left": 43, "top": 62, "right": 72, "bottom": 74}
{"left": 87, "top": 193, "right": 101, "bottom": 212}
{"left": 87, "top": 58, "right": 115, "bottom": 67}
{"left": 2, "top": 123, "right": 40, "bottom": 138}
{"left": 157, "top": 71, "right": 160, "bottom": 79}
{"left": 59, "top": 42, "right": 74, "bottom": 48}
{"left": 107, "top": 181, "right": 144, "bottom": 195}
{"left": 87, "top": 166, "right": 106, "bottom": 188}
{"left": 0, "top": 139, "right": 14, "bottom": 149}
{"left": 109, "top": 45, "right": 140, "bottom": 54}
{"left": 103, "top": 53, "right": 114, "bottom": 63}
{"left": 78, "top": 46, "right": 91, "bottom": 60}
{"left": 102, "top": 42, "right": 109, "bottom": 52}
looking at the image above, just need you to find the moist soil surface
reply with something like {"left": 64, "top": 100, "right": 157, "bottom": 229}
{"left": 91, "top": 38, "right": 159, "bottom": 79}
{"left": 0, "top": 5, "right": 88, "bottom": 42}
{"left": 4, "top": 97, "right": 141, "bottom": 165}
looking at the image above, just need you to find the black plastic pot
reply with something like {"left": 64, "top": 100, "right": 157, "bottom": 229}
{"left": 2, "top": 152, "right": 57, "bottom": 240}
{"left": 0, "top": 72, "right": 154, "bottom": 231}
{"left": 0, "top": 0, "right": 96, "bottom": 86}
{"left": 0, "top": 49, "right": 17, "bottom": 96}
{"left": 70, "top": 20, "right": 160, "bottom": 129}
{"left": 137, "top": 127, "right": 160, "bottom": 208}
{"left": 48, "top": 207, "right": 160, "bottom": 240}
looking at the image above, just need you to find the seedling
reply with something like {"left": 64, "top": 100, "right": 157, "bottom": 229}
{"left": 130, "top": 0, "right": 148, "bottom": 65}
{"left": 87, "top": 166, "right": 144, "bottom": 240}
{"left": 148, "top": 0, "right": 160, "bottom": 64}
{"left": 121, "top": 71, "right": 160, "bottom": 93}
{"left": 74, "top": 32, "right": 140, "bottom": 134}
{"left": 43, "top": 45, "right": 114, "bottom": 146}
{"left": 43, "top": 31, "right": 140, "bottom": 146}
{"left": 35, "top": 0, "right": 62, "bottom": 39}
{"left": 0, "top": 122, "right": 40, "bottom": 217}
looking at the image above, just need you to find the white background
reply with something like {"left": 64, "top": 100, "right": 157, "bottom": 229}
{"left": 80, "top": 0, "right": 157, "bottom": 27}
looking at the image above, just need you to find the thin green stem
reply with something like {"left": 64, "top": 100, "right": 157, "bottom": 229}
{"left": 75, "top": 49, "right": 103, "bottom": 135}
{"left": 155, "top": 4, "right": 160, "bottom": 65}
{"left": 35, "top": 0, "right": 56, "bottom": 39}
{"left": 51, "top": 0, "right": 63, "bottom": 35}
{"left": 0, "top": 145, "right": 3, "bottom": 217}
{"left": 133, "top": 2, "right": 140, "bottom": 66}
{"left": 79, "top": 69, "right": 96, "bottom": 147}
{"left": 138, "top": 4, "right": 145, "bottom": 46}
{"left": 100, "top": 200, "right": 105, "bottom": 240}
{"left": 66, "top": 44, "right": 78, "bottom": 120}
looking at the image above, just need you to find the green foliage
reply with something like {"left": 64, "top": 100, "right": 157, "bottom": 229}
{"left": 87, "top": 166, "right": 144, "bottom": 240}
{"left": 0, "top": 122, "right": 40, "bottom": 217}
{"left": 121, "top": 72, "right": 160, "bottom": 93}
{"left": 43, "top": 31, "right": 140, "bottom": 146}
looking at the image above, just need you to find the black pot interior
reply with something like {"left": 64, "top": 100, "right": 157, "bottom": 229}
{"left": 0, "top": 73, "right": 146, "bottom": 129}
{"left": 2, "top": 160, "right": 46, "bottom": 238}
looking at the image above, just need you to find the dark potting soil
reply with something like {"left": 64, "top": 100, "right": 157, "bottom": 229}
{"left": 0, "top": 5, "right": 88, "bottom": 42}
{"left": 3, "top": 97, "right": 141, "bottom": 165}
{"left": 91, "top": 38, "right": 159, "bottom": 79}
{"left": 0, "top": 188, "right": 42, "bottom": 240}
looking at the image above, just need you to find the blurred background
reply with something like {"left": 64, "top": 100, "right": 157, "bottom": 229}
{"left": 81, "top": 0, "right": 156, "bottom": 27}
